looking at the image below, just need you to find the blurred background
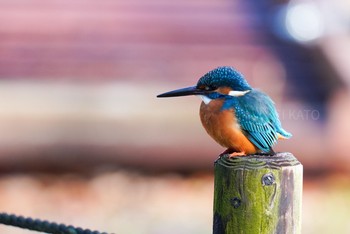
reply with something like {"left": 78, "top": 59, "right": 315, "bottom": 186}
{"left": 0, "top": 0, "right": 350, "bottom": 233}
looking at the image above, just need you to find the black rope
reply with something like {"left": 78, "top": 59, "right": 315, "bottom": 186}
{"left": 0, "top": 212, "right": 110, "bottom": 234}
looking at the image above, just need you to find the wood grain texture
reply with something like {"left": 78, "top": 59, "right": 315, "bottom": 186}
{"left": 213, "top": 152, "right": 302, "bottom": 234}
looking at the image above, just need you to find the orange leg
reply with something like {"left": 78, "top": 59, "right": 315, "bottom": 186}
{"left": 228, "top": 151, "right": 246, "bottom": 157}
{"left": 221, "top": 148, "right": 232, "bottom": 155}
{"left": 220, "top": 148, "right": 247, "bottom": 157}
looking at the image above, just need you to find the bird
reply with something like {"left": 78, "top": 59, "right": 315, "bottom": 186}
{"left": 157, "top": 66, "right": 292, "bottom": 156}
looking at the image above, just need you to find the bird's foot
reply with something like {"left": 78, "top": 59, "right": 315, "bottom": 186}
{"left": 228, "top": 151, "right": 246, "bottom": 158}
{"left": 220, "top": 148, "right": 233, "bottom": 156}
{"left": 219, "top": 149, "right": 247, "bottom": 158}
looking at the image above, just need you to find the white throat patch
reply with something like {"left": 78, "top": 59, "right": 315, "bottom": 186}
{"left": 198, "top": 90, "right": 250, "bottom": 105}
{"left": 228, "top": 90, "right": 250, "bottom": 97}
{"left": 199, "top": 95, "right": 212, "bottom": 105}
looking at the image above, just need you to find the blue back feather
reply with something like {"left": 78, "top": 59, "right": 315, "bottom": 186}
{"left": 222, "top": 89, "right": 292, "bottom": 152}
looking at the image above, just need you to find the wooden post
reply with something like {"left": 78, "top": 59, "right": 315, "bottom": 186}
{"left": 213, "top": 152, "right": 302, "bottom": 234}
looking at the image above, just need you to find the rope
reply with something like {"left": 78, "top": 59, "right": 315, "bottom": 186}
{"left": 0, "top": 212, "right": 110, "bottom": 234}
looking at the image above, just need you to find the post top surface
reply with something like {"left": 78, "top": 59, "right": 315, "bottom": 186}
{"left": 216, "top": 152, "right": 301, "bottom": 170}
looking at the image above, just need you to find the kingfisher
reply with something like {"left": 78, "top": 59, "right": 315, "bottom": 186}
{"left": 157, "top": 66, "right": 292, "bottom": 156}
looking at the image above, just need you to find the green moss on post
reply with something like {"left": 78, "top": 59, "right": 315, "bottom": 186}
{"left": 213, "top": 152, "right": 302, "bottom": 234}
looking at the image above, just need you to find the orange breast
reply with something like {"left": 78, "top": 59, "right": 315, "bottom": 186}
{"left": 199, "top": 99, "right": 258, "bottom": 154}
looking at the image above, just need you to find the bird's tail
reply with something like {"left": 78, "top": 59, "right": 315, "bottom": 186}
{"left": 277, "top": 128, "right": 292, "bottom": 139}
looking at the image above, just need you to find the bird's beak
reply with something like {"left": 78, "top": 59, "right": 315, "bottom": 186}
{"left": 157, "top": 86, "right": 204, "bottom": 98}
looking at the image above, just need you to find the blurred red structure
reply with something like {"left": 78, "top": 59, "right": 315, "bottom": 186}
{"left": 0, "top": 0, "right": 349, "bottom": 176}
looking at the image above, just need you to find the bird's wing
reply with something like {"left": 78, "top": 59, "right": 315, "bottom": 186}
{"left": 232, "top": 90, "right": 280, "bottom": 152}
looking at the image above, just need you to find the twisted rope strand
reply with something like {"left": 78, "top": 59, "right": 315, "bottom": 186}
{"left": 0, "top": 212, "right": 110, "bottom": 234}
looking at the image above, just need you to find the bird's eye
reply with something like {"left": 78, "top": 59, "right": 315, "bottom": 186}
{"left": 198, "top": 85, "right": 216, "bottom": 91}
{"left": 204, "top": 86, "right": 216, "bottom": 91}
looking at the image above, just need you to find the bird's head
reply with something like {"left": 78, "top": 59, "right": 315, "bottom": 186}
{"left": 157, "top": 66, "right": 252, "bottom": 103}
